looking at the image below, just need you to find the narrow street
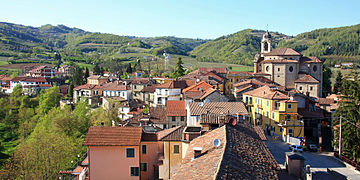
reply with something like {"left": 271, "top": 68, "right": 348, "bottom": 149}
{"left": 265, "top": 136, "right": 360, "bottom": 180}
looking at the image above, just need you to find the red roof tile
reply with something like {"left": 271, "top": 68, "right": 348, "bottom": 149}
{"left": 294, "top": 75, "right": 320, "bottom": 83}
{"left": 156, "top": 126, "right": 183, "bottom": 141}
{"left": 98, "top": 82, "right": 130, "bottom": 91}
{"left": 263, "top": 48, "right": 301, "bottom": 56}
{"left": 166, "top": 100, "right": 186, "bottom": 117}
{"left": 156, "top": 80, "right": 187, "bottom": 89}
{"left": 188, "top": 102, "right": 248, "bottom": 116}
{"left": 243, "top": 86, "right": 289, "bottom": 100}
{"left": 83, "top": 126, "right": 142, "bottom": 146}
{"left": 198, "top": 67, "right": 227, "bottom": 74}
{"left": 183, "top": 81, "right": 213, "bottom": 93}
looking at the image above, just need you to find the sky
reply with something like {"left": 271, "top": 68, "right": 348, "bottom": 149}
{"left": 0, "top": 0, "right": 359, "bottom": 39}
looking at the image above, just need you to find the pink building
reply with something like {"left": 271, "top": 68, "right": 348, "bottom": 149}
{"left": 83, "top": 126, "right": 162, "bottom": 180}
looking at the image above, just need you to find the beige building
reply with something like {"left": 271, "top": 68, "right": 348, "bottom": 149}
{"left": 254, "top": 31, "right": 323, "bottom": 97}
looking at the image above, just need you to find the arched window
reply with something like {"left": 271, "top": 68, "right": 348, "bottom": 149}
{"left": 313, "top": 65, "right": 317, "bottom": 72}
{"left": 266, "top": 66, "right": 270, "bottom": 72}
{"left": 289, "top": 66, "right": 294, "bottom": 72}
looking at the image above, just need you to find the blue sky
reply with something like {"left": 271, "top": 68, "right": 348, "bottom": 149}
{"left": 0, "top": 0, "right": 359, "bottom": 39}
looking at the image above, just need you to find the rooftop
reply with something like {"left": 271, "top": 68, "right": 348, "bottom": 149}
{"left": 188, "top": 102, "right": 248, "bottom": 116}
{"left": 294, "top": 75, "right": 320, "bottom": 84}
{"left": 83, "top": 126, "right": 142, "bottom": 146}
{"left": 172, "top": 124, "right": 279, "bottom": 179}
{"left": 166, "top": 100, "right": 186, "bottom": 117}
{"left": 263, "top": 48, "right": 301, "bottom": 56}
{"left": 243, "top": 85, "right": 290, "bottom": 100}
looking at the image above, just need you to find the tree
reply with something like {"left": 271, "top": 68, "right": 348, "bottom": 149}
{"left": 334, "top": 71, "right": 343, "bottom": 94}
{"left": 173, "top": 57, "right": 185, "bottom": 78}
{"left": 93, "top": 64, "right": 102, "bottom": 75}
{"left": 334, "top": 77, "right": 360, "bottom": 164}
{"left": 54, "top": 52, "right": 62, "bottom": 67}
{"left": 72, "top": 66, "right": 84, "bottom": 86}
{"left": 322, "top": 66, "right": 332, "bottom": 97}
{"left": 38, "top": 86, "right": 61, "bottom": 115}
{"left": 84, "top": 67, "right": 89, "bottom": 80}
{"left": 126, "top": 63, "right": 133, "bottom": 74}
{"left": 68, "top": 83, "right": 74, "bottom": 98}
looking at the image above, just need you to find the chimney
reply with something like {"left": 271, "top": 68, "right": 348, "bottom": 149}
{"left": 193, "top": 147, "right": 202, "bottom": 159}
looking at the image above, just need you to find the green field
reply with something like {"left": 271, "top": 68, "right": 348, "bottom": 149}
{"left": 76, "top": 62, "right": 95, "bottom": 70}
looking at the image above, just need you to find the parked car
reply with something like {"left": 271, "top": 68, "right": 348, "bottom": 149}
{"left": 289, "top": 145, "right": 303, "bottom": 153}
{"left": 307, "top": 144, "right": 318, "bottom": 152}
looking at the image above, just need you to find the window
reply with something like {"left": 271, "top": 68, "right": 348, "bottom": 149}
{"left": 272, "top": 112, "right": 275, "bottom": 119}
{"left": 142, "top": 145, "right": 147, "bottom": 154}
{"left": 288, "top": 129, "right": 293, "bottom": 137}
{"left": 172, "top": 125, "right": 176, "bottom": 128}
{"left": 278, "top": 68, "right": 280, "bottom": 72}
{"left": 126, "top": 148, "right": 135, "bottom": 158}
{"left": 267, "top": 100, "right": 269, "bottom": 106}
{"left": 173, "top": 145, "right": 180, "bottom": 154}
{"left": 130, "top": 167, "right": 139, "bottom": 176}
{"left": 299, "top": 86, "right": 303, "bottom": 90}
{"left": 172, "top": 116, "right": 176, "bottom": 121}
{"left": 181, "top": 116, "right": 185, "bottom": 121}
{"left": 267, "top": 111, "right": 269, "bottom": 117}
{"left": 313, "top": 65, "right": 317, "bottom": 72}
{"left": 266, "top": 66, "right": 270, "bottom": 72}
{"left": 289, "top": 66, "right": 293, "bottom": 72}
{"left": 288, "top": 104, "right": 292, "bottom": 109}
{"left": 310, "top": 86, "right": 313, "bottom": 91}
{"left": 140, "top": 163, "right": 147, "bottom": 172}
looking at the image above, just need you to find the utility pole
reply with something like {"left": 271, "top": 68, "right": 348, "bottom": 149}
{"left": 339, "top": 116, "right": 342, "bottom": 159}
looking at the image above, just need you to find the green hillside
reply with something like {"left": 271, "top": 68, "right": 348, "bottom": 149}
{"left": 190, "top": 29, "right": 289, "bottom": 66}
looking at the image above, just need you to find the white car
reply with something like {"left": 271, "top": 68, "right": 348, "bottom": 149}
{"left": 289, "top": 145, "right": 303, "bottom": 153}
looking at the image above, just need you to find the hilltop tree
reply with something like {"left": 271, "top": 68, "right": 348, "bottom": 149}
{"left": 54, "top": 52, "right": 62, "bottom": 67}
{"left": 68, "top": 83, "right": 74, "bottom": 98}
{"left": 334, "top": 71, "right": 343, "bottom": 94}
{"left": 38, "top": 86, "right": 61, "bottom": 115}
{"left": 173, "top": 57, "right": 185, "bottom": 78}
{"left": 72, "top": 67, "right": 84, "bottom": 86}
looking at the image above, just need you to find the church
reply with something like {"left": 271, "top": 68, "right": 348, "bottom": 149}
{"left": 254, "top": 31, "right": 323, "bottom": 98}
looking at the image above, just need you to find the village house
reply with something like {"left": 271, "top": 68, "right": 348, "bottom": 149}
{"left": 140, "top": 84, "right": 158, "bottom": 106}
{"left": 0, "top": 75, "right": 12, "bottom": 94}
{"left": 186, "top": 102, "right": 249, "bottom": 127}
{"left": 225, "top": 71, "right": 252, "bottom": 95}
{"left": 10, "top": 76, "right": 54, "bottom": 95}
{"left": 83, "top": 126, "right": 162, "bottom": 180}
{"left": 183, "top": 80, "right": 229, "bottom": 105}
{"left": 243, "top": 86, "right": 304, "bottom": 140}
{"left": 166, "top": 100, "right": 187, "bottom": 128}
{"left": 157, "top": 126, "right": 201, "bottom": 179}
{"left": 153, "top": 80, "right": 187, "bottom": 107}
{"left": 127, "top": 78, "right": 154, "bottom": 102}
{"left": 56, "top": 64, "right": 73, "bottom": 77}
{"left": 25, "top": 65, "right": 56, "bottom": 78}
{"left": 149, "top": 106, "right": 168, "bottom": 129}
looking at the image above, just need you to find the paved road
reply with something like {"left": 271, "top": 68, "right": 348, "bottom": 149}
{"left": 265, "top": 136, "right": 360, "bottom": 180}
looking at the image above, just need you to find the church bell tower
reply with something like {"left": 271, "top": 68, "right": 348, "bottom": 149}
{"left": 261, "top": 30, "right": 272, "bottom": 57}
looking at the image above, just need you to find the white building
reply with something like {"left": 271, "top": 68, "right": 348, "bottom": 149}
{"left": 154, "top": 80, "right": 186, "bottom": 107}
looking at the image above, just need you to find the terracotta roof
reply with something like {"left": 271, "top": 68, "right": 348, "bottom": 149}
{"left": 318, "top": 98, "right": 335, "bottom": 105}
{"left": 294, "top": 75, "right": 320, "bottom": 83}
{"left": 300, "top": 56, "right": 323, "bottom": 63}
{"left": 183, "top": 81, "right": 213, "bottom": 93}
{"left": 243, "top": 86, "right": 290, "bottom": 100}
{"left": 157, "top": 126, "right": 185, "bottom": 141}
{"left": 235, "top": 85, "right": 253, "bottom": 94}
{"left": 88, "top": 75, "right": 109, "bottom": 80}
{"left": 156, "top": 126, "right": 181, "bottom": 140}
{"left": 227, "top": 71, "right": 253, "bottom": 75}
{"left": 262, "top": 59, "right": 299, "bottom": 63}
{"left": 263, "top": 48, "right": 301, "bottom": 56}
{"left": 130, "top": 78, "right": 151, "bottom": 84}
{"left": 156, "top": 80, "right": 187, "bottom": 89}
{"left": 298, "top": 108, "right": 324, "bottom": 118}
{"left": 166, "top": 100, "right": 186, "bottom": 117}
{"left": 198, "top": 67, "right": 227, "bottom": 74}
{"left": 149, "top": 107, "right": 167, "bottom": 124}
{"left": 200, "top": 88, "right": 217, "bottom": 100}
{"left": 142, "top": 84, "right": 158, "bottom": 93}
{"left": 73, "top": 84, "right": 99, "bottom": 90}
{"left": 254, "top": 126, "right": 267, "bottom": 141}
{"left": 185, "top": 80, "right": 196, "bottom": 87}
{"left": 184, "top": 91, "right": 203, "bottom": 99}
{"left": 11, "top": 76, "right": 49, "bottom": 82}
{"left": 83, "top": 126, "right": 142, "bottom": 146}
{"left": 0, "top": 75, "right": 11, "bottom": 81}
{"left": 99, "top": 82, "right": 130, "bottom": 91}
{"left": 172, "top": 124, "right": 279, "bottom": 179}
{"left": 203, "top": 71, "right": 224, "bottom": 82}
{"left": 188, "top": 102, "right": 248, "bottom": 116}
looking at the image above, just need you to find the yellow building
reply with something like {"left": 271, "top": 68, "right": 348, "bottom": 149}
{"left": 225, "top": 71, "right": 252, "bottom": 95}
{"left": 243, "top": 86, "right": 304, "bottom": 138}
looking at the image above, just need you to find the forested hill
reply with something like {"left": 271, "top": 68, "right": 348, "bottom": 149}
{"left": 0, "top": 22, "right": 206, "bottom": 56}
{"left": 277, "top": 24, "right": 360, "bottom": 63}
{"left": 190, "top": 29, "right": 290, "bottom": 66}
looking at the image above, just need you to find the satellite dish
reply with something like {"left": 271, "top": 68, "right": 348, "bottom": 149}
{"left": 213, "top": 139, "right": 221, "bottom": 147}
{"left": 205, "top": 99, "right": 210, "bottom": 104}
{"left": 199, "top": 102, "right": 204, "bottom": 107}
